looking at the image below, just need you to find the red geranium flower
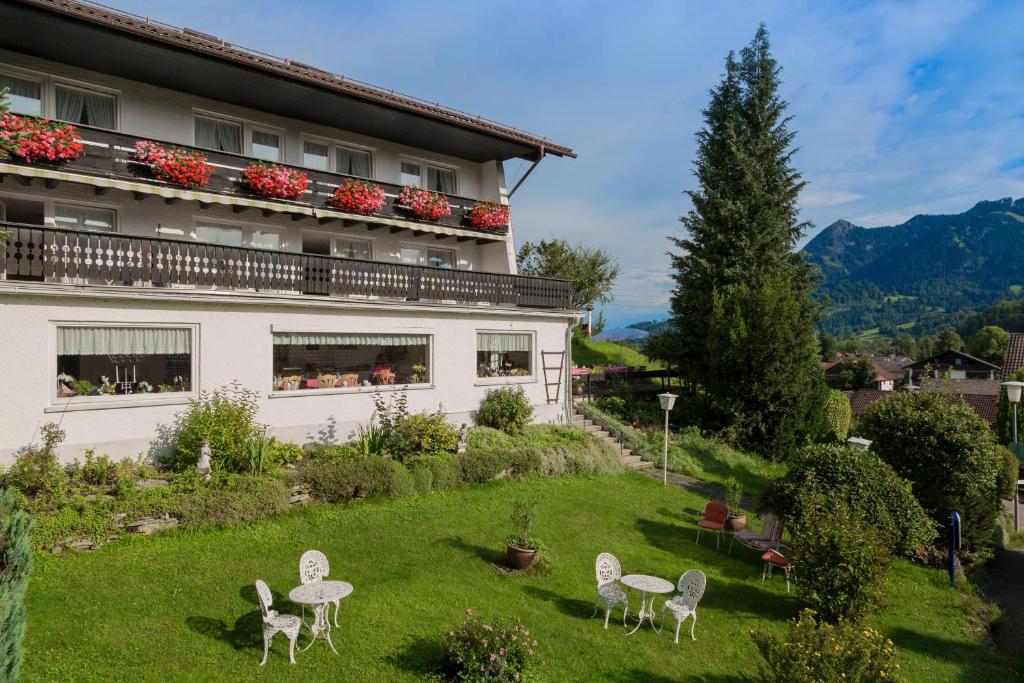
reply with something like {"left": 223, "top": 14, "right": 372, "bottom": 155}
{"left": 326, "top": 178, "right": 387, "bottom": 214}
{"left": 398, "top": 186, "right": 451, "bottom": 221}
{"left": 134, "top": 141, "right": 213, "bottom": 190}
{"left": 241, "top": 162, "right": 308, "bottom": 201}
{"left": 0, "top": 113, "right": 84, "bottom": 163}
{"left": 466, "top": 202, "right": 511, "bottom": 230}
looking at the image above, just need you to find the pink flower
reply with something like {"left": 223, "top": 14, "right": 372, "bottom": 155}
{"left": 465, "top": 608, "right": 474, "bottom": 616}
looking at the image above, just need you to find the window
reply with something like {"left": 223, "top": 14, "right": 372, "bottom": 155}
{"left": 426, "top": 166, "right": 456, "bottom": 194}
{"left": 53, "top": 204, "right": 116, "bottom": 233}
{"left": 195, "top": 222, "right": 281, "bottom": 250}
{"left": 194, "top": 115, "right": 242, "bottom": 154}
{"left": 250, "top": 230, "right": 281, "bottom": 250}
{"left": 54, "top": 84, "right": 116, "bottom": 129}
{"left": 272, "top": 332, "right": 430, "bottom": 391}
{"left": 0, "top": 74, "right": 42, "bottom": 116}
{"left": 400, "top": 161, "right": 421, "bottom": 187}
{"left": 477, "top": 332, "right": 532, "bottom": 378}
{"left": 303, "top": 141, "right": 330, "bottom": 170}
{"left": 400, "top": 247, "right": 456, "bottom": 269}
{"left": 336, "top": 146, "right": 372, "bottom": 178}
{"left": 336, "top": 239, "right": 371, "bottom": 260}
{"left": 196, "top": 224, "right": 243, "bottom": 246}
{"left": 251, "top": 129, "right": 281, "bottom": 162}
{"left": 55, "top": 326, "right": 193, "bottom": 400}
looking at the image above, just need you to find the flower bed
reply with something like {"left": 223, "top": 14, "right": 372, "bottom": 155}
{"left": 241, "top": 162, "right": 308, "bottom": 200}
{"left": 398, "top": 186, "right": 451, "bottom": 221}
{"left": 326, "top": 178, "right": 387, "bottom": 214}
{"left": 0, "top": 113, "right": 83, "bottom": 163}
{"left": 133, "top": 141, "right": 213, "bottom": 189}
{"left": 466, "top": 201, "right": 511, "bottom": 229}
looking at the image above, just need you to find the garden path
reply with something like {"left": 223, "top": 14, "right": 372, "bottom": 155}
{"left": 983, "top": 546, "right": 1024, "bottom": 652}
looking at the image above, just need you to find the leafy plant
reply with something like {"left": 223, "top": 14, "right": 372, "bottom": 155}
{"left": 506, "top": 498, "right": 537, "bottom": 549}
{"left": 72, "top": 451, "right": 119, "bottom": 487}
{"left": 0, "top": 487, "right": 33, "bottom": 681}
{"left": 820, "top": 389, "right": 851, "bottom": 442}
{"left": 355, "top": 421, "right": 388, "bottom": 457}
{"left": 169, "top": 382, "right": 263, "bottom": 473}
{"left": 5, "top": 423, "right": 66, "bottom": 497}
{"left": 723, "top": 476, "right": 743, "bottom": 516}
{"left": 751, "top": 609, "right": 903, "bottom": 682}
{"left": 244, "top": 427, "right": 273, "bottom": 475}
{"left": 595, "top": 395, "right": 626, "bottom": 416}
{"left": 475, "top": 386, "right": 534, "bottom": 435}
{"left": 73, "top": 379, "right": 96, "bottom": 396}
{"left": 441, "top": 608, "right": 538, "bottom": 683}
{"left": 177, "top": 475, "right": 289, "bottom": 527}
{"left": 409, "top": 364, "right": 428, "bottom": 384}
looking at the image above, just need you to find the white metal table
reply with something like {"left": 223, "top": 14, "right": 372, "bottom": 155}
{"left": 620, "top": 574, "right": 674, "bottom": 636}
{"left": 289, "top": 580, "right": 353, "bottom": 654}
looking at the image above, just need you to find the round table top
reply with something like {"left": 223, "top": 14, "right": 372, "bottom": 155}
{"left": 620, "top": 574, "right": 674, "bottom": 594}
{"left": 289, "top": 580, "right": 353, "bottom": 606}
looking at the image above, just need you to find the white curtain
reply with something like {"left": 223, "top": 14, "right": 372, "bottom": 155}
{"left": 55, "top": 87, "right": 115, "bottom": 129}
{"left": 58, "top": 327, "right": 191, "bottom": 355}
{"left": 337, "top": 148, "right": 371, "bottom": 178}
{"left": 195, "top": 117, "right": 242, "bottom": 153}
{"left": 273, "top": 332, "right": 428, "bottom": 347}
{"left": 427, "top": 167, "right": 455, "bottom": 194}
{"left": 303, "top": 141, "right": 329, "bottom": 170}
{"left": 0, "top": 74, "right": 41, "bottom": 115}
{"left": 55, "top": 86, "right": 85, "bottom": 123}
{"left": 53, "top": 205, "right": 115, "bottom": 233}
{"left": 477, "top": 333, "right": 531, "bottom": 353}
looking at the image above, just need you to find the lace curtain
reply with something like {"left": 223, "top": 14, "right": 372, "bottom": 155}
{"left": 427, "top": 166, "right": 456, "bottom": 194}
{"left": 195, "top": 116, "right": 242, "bottom": 153}
{"left": 337, "top": 147, "right": 371, "bottom": 178}
{"left": 273, "top": 332, "right": 428, "bottom": 347}
{"left": 55, "top": 86, "right": 115, "bottom": 129}
{"left": 477, "top": 333, "right": 531, "bottom": 353}
{"left": 58, "top": 327, "right": 192, "bottom": 356}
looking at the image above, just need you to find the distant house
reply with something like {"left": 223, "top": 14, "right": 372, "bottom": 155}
{"left": 1003, "top": 333, "right": 1024, "bottom": 379}
{"left": 824, "top": 356, "right": 903, "bottom": 391}
{"left": 905, "top": 349, "right": 1000, "bottom": 383}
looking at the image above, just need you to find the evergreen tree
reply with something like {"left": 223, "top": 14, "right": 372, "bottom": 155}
{"left": 659, "top": 25, "right": 824, "bottom": 456}
{"left": 0, "top": 488, "right": 33, "bottom": 681}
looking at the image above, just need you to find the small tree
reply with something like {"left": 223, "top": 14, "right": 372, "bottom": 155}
{"left": 169, "top": 382, "right": 262, "bottom": 472}
{"left": 967, "top": 325, "right": 1010, "bottom": 365}
{"left": 475, "top": 386, "right": 534, "bottom": 435}
{"left": 0, "top": 488, "right": 33, "bottom": 681}
{"left": 516, "top": 239, "right": 620, "bottom": 311}
{"left": 825, "top": 356, "right": 878, "bottom": 391}
{"left": 820, "top": 389, "right": 851, "bottom": 442}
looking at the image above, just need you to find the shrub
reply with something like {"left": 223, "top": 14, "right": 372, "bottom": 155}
{"left": 177, "top": 475, "right": 289, "bottom": 527}
{"left": 475, "top": 386, "right": 534, "bottom": 434}
{"left": 422, "top": 454, "right": 463, "bottom": 491}
{"left": 71, "top": 451, "right": 119, "bottom": 487}
{"left": 724, "top": 476, "right": 743, "bottom": 515}
{"left": 752, "top": 609, "right": 903, "bottom": 683}
{"left": 761, "top": 443, "right": 934, "bottom": 557}
{"left": 506, "top": 498, "right": 542, "bottom": 552}
{"left": 459, "top": 449, "right": 513, "bottom": 484}
{"left": 0, "top": 488, "right": 33, "bottom": 681}
{"left": 269, "top": 439, "right": 304, "bottom": 467}
{"left": 859, "top": 391, "right": 1004, "bottom": 554}
{"left": 301, "top": 458, "right": 415, "bottom": 502}
{"left": 305, "top": 443, "right": 362, "bottom": 462}
{"left": 997, "top": 446, "right": 1020, "bottom": 500}
{"left": 5, "top": 423, "right": 66, "bottom": 497}
{"left": 170, "top": 383, "right": 263, "bottom": 473}
{"left": 389, "top": 412, "right": 460, "bottom": 462}
{"left": 410, "top": 464, "right": 434, "bottom": 494}
{"left": 820, "top": 389, "right": 851, "bottom": 442}
{"left": 596, "top": 395, "right": 626, "bottom": 416}
{"left": 441, "top": 608, "right": 538, "bottom": 683}
{"left": 790, "top": 489, "right": 891, "bottom": 623}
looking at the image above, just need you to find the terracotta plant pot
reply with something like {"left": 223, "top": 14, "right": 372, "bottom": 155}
{"left": 727, "top": 515, "right": 747, "bottom": 532}
{"left": 506, "top": 544, "right": 538, "bottom": 570}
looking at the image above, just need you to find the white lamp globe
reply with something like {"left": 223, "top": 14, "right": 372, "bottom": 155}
{"left": 658, "top": 393, "right": 678, "bottom": 411}
{"left": 1003, "top": 381, "right": 1024, "bottom": 405}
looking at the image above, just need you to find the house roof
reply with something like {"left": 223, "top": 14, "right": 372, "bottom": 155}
{"left": 845, "top": 388, "right": 998, "bottom": 427}
{"left": 824, "top": 358, "right": 901, "bottom": 382}
{"left": 3, "top": 0, "right": 575, "bottom": 162}
{"left": 845, "top": 389, "right": 891, "bottom": 416}
{"left": 872, "top": 356, "right": 914, "bottom": 373}
{"left": 917, "top": 378, "right": 1003, "bottom": 396}
{"left": 960, "top": 393, "right": 999, "bottom": 426}
{"left": 905, "top": 348, "right": 1001, "bottom": 371}
{"left": 1004, "top": 333, "right": 1024, "bottom": 379}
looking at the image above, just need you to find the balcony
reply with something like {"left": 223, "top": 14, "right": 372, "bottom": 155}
{"left": 1, "top": 223, "right": 573, "bottom": 310}
{"left": 0, "top": 118, "right": 508, "bottom": 239}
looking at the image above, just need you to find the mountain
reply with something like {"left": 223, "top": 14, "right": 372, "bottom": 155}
{"left": 803, "top": 198, "right": 1024, "bottom": 337}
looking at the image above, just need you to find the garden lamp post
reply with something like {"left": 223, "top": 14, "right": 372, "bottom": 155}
{"left": 585, "top": 303, "right": 594, "bottom": 337}
{"left": 658, "top": 392, "right": 677, "bottom": 486}
{"left": 1002, "top": 380, "right": 1024, "bottom": 532}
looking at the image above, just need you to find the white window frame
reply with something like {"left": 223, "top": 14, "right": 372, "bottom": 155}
{"left": 193, "top": 110, "right": 245, "bottom": 155}
{"left": 399, "top": 241, "right": 458, "bottom": 270}
{"left": 47, "top": 322, "right": 200, "bottom": 412}
{"left": 52, "top": 201, "right": 119, "bottom": 234}
{"left": 398, "top": 154, "right": 459, "bottom": 194}
{"left": 0, "top": 190, "right": 122, "bottom": 231}
{"left": 0, "top": 63, "right": 121, "bottom": 129}
{"left": 192, "top": 216, "right": 286, "bottom": 251}
{"left": 300, "top": 229, "right": 375, "bottom": 260}
{"left": 0, "top": 66, "right": 44, "bottom": 117}
{"left": 268, "top": 325, "right": 435, "bottom": 397}
{"left": 51, "top": 80, "right": 120, "bottom": 131}
{"left": 299, "top": 134, "right": 376, "bottom": 179}
{"left": 249, "top": 124, "right": 286, "bottom": 163}
{"left": 474, "top": 329, "right": 537, "bottom": 385}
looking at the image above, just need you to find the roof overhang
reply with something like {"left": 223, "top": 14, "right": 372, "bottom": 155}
{"left": 0, "top": 1, "right": 575, "bottom": 163}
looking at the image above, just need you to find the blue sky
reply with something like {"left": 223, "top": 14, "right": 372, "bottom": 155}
{"left": 103, "top": 0, "right": 1024, "bottom": 325}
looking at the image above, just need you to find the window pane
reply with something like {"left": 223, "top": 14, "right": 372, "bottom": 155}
{"left": 400, "top": 247, "right": 422, "bottom": 265}
{"left": 251, "top": 230, "right": 280, "bottom": 250}
{"left": 0, "top": 74, "right": 42, "bottom": 116}
{"left": 303, "top": 141, "right": 330, "bottom": 170}
{"left": 337, "top": 147, "right": 372, "bottom": 178}
{"left": 336, "top": 239, "right": 370, "bottom": 260}
{"left": 427, "top": 249, "right": 454, "bottom": 269}
{"left": 53, "top": 205, "right": 116, "bottom": 233}
{"left": 426, "top": 166, "right": 456, "bottom": 194}
{"left": 272, "top": 332, "right": 430, "bottom": 390}
{"left": 251, "top": 130, "right": 280, "bottom": 161}
{"left": 477, "top": 333, "right": 532, "bottom": 378}
{"left": 196, "top": 225, "right": 243, "bottom": 246}
{"left": 195, "top": 116, "right": 242, "bottom": 153}
{"left": 55, "top": 326, "right": 192, "bottom": 399}
{"left": 400, "top": 162, "right": 421, "bottom": 187}
{"left": 55, "top": 85, "right": 115, "bottom": 129}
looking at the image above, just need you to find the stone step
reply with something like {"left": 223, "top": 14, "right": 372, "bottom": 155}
{"left": 584, "top": 424, "right": 601, "bottom": 433}
{"left": 593, "top": 430, "right": 610, "bottom": 439}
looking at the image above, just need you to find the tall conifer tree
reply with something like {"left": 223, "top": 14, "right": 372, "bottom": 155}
{"left": 663, "top": 25, "right": 824, "bottom": 456}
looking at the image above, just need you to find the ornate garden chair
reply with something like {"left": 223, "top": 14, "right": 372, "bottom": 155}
{"left": 661, "top": 569, "right": 706, "bottom": 643}
{"left": 299, "top": 549, "right": 341, "bottom": 626}
{"left": 255, "top": 579, "right": 301, "bottom": 666}
{"left": 592, "top": 552, "right": 629, "bottom": 629}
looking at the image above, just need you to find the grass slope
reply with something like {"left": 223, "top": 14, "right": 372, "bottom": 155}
{"left": 21, "top": 474, "right": 1019, "bottom": 681}
{"left": 572, "top": 336, "right": 659, "bottom": 369}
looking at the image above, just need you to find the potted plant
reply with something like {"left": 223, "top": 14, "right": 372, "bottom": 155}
{"left": 241, "top": 162, "right": 308, "bottom": 200}
{"left": 505, "top": 499, "right": 543, "bottom": 570}
{"left": 397, "top": 186, "right": 451, "bottom": 221}
{"left": 326, "top": 178, "right": 387, "bottom": 214}
{"left": 465, "top": 201, "right": 511, "bottom": 229}
{"left": 134, "top": 141, "right": 213, "bottom": 189}
{"left": 724, "top": 476, "right": 746, "bottom": 532}
{"left": 371, "top": 365, "right": 395, "bottom": 385}
{"left": 0, "top": 112, "right": 84, "bottom": 163}
{"left": 408, "top": 364, "right": 427, "bottom": 384}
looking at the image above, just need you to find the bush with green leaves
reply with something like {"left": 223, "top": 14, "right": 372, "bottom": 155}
{"left": 5, "top": 423, "right": 67, "bottom": 498}
{"left": 820, "top": 389, "right": 851, "bottom": 442}
{"left": 790, "top": 488, "right": 891, "bottom": 623}
{"left": 997, "top": 446, "right": 1020, "bottom": 500}
{"left": 441, "top": 608, "right": 539, "bottom": 683}
{"left": 0, "top": 488, "right": 33, "bottom": 682}
{"left": 389, "top": 411, "right": 460, "bottom": 462}
{"left": 761, "top": 443, "right": 934, "bottom": 556}
{"left": 751, "top": 609, "right": 903, "bottom": 683}
{"left": 169, "top": 382, "right": 263, "bottom": 472}
{"left": 859, "top": 390, "right": 1004, "bottom": 554}
{"left": 301, "top": 458, "right": 415, "bottom": 503}
{"left": 595, "top": 395, "right": 626, "bottom": 416}
{"left": 177, "top": 474, "right": 289, "bottom": 527}
{"left": 474, "top": 386, "right": 534, "bottom": 434}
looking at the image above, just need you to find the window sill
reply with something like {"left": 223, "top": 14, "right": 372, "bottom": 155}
{"left": 45, "top": 394, "right": 194, "bottom": 413}
{"left": 474, "top": 376, "right": 537, "bottom": 387}
{"left": 268, "top": 383, "right": 434, "bottom": 398}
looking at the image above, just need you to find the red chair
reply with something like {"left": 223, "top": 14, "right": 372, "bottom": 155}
{"left": 761, "top": 549, "right": 794, "bottom": 592}
{"left": 695, "top": 502, "right": 729, "bottom": 549}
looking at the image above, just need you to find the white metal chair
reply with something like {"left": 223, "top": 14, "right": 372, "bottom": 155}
{"left": 298, "top": 549, "right": 341, "bottom": 627}
{"left": 255, "top": 579, "right": 301, "bottom": 666}
{"left": 592, "top": 552, "right": 629, "bottom": 629}
{"left": 661, "top": 569, "right": 706, "bottom": 643}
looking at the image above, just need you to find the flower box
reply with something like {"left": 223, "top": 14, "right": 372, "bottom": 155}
{"left": 241, "top": 162, "right": 308, "bottom": 200}
{"left": 397, "top": 186, "right": 451, "bottom": 221}
{"left": 133, "top": 141, "right": 213, "bottom": 189}
{"left": 466, "top": 201, "right": 511, "bottom": 229}
{"left": 326, "top": 179, "right": 387, "bottom": 214}
{"left": 0, "top": 113, "right": 83, "bottom": 163}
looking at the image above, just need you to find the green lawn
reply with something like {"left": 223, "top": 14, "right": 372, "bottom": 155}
{"left": 21, "top": 474, "right": 1021, "bottom": 681}
{"left": 572, "top": 337, "right": 659, "bottom": 369}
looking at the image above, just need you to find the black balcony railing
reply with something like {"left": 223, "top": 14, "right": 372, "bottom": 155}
{"left": 3, "top": 118, "right": 506, "bottom": 236}
{"left": 1, "top": 224, "right": 572, "bottom": 310}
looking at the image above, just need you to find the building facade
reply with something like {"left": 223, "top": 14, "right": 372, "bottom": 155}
{"left": 0, "top": 0, "right": 577, "bottom": 462}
